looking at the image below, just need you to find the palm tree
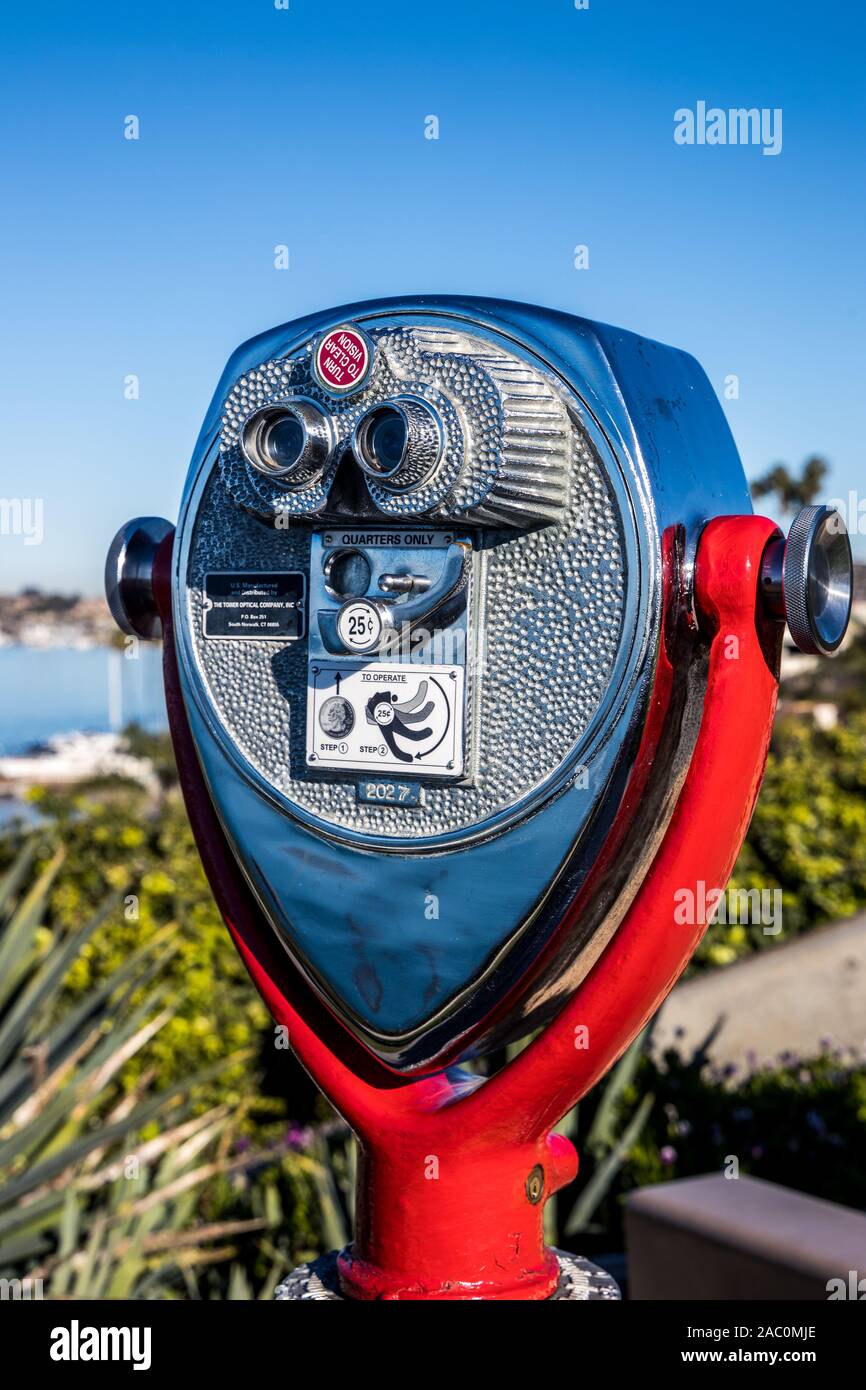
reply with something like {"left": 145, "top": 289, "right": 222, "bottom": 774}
{"left": 751, "top": 456, "right": 827, "bottom": 514}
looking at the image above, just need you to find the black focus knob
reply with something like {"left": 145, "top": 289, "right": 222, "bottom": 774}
{"left": 105, "top": 516, "right": 174, "bottom": 640}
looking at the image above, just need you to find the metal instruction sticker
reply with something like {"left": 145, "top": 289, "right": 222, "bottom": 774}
{"left": 306, "top": 663, "right": 464, "bottom": 777}
{"left": 312, "top": 325, "right": 373, "bottom": 396}
{"left": 319, "top": 529, "right": 456, "bottom": 550}
{"left": 202, "top": 572, "right": 305, "bottom": 641}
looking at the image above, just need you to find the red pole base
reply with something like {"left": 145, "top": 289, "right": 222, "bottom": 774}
{"left": 338, "top": 1131, "right": 577, "bottom": 1301}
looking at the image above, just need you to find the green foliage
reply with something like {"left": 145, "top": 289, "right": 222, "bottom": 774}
{"left": 4, "top": 695, "right": 866, "bottom": 1286}
{"left": 0, "top": 839, "right": 231, "bottom": 1289}
{"left": 699, "top": 713, "right": 866, "bottom": 967}
{"left": 10, "top": 777, "right": 270, "bottom": 1100}
{"left": 632, "top": 1041, "right": 866, "bottom": 1207}
{"left": 0, "top": 797, "right": 339, "bottom": 1297}
{"left": 549, "top": 1033, "right": 866, "bottom": 1258}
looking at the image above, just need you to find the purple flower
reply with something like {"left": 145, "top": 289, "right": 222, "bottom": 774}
{"left": 284, "top": 1125, "right": 312, "bottom": 1151}
{"left": 660, "top": 1145, "right": 677, "bottom": 1165}
{"left": 677, "top": 1120, "right": 692, "bottom": 1137}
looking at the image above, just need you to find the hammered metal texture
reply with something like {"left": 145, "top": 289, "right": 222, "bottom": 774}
{"left": 218, "top": 327, "right": 571, "bottom": 528}
{"left": 187, "top": 338, "right": 625, "bottom": 839}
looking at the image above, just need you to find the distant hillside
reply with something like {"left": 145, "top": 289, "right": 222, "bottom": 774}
{"left": 0, "top": 589, "right": 114, "bottom": 647}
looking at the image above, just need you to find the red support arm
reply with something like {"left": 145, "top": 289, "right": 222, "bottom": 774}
{"left": 155, "top": 514, "right": 781, "bottom": 1299}
{"left": 470, "top": 515, "right": 782, "bottom": 1144}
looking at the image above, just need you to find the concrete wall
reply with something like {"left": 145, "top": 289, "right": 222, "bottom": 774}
{"left": 653, "top": 914, "right": 866, "bottom": 1068}
{"left": 626, "top": 1173, "right": 866, "bottom": 1300}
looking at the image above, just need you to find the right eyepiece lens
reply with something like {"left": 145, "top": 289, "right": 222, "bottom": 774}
{"left": 352, "top": 396, "right": 445, "bottom": 494}
{"left": 366, "top": 408, "right": 408, "bottom": 475}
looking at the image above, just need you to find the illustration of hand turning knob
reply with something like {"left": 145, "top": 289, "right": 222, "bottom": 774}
{"left": 365, "top": 680, "right": 435, "bottom": 762}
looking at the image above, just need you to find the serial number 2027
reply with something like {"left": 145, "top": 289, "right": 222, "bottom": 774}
{"left": 365, "top": 781, "right": 413, "bottom": 803}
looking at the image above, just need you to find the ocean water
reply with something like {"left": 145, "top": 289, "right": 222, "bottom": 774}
{"left": 0, "top": 644, "right": 167, "bottom": 755}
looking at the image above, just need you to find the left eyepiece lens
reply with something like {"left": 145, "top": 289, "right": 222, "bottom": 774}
{"left": 263, "top": 414, "right": 305, "bottom": 472}
{"left": 242, "top": 402, "right": 333, "bottom": 488}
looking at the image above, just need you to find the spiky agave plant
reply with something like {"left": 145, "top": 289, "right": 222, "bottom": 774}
{"left": 0, "top": 834, "right": 287, "bottom": 1299}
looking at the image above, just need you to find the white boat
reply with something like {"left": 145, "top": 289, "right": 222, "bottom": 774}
{"left": 0, "top": 730, "right": 158, "bottom": 794}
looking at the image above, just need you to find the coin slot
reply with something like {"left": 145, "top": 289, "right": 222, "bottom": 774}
{"left": 323, "top": 548, "right": 372, "bottom": 600}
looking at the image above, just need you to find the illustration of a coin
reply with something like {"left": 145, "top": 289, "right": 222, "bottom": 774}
{"left": 319, "top": 696, "right": 355, "bottom": 739}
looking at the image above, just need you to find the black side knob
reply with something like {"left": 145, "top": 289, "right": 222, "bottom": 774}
{"left": 105, "top": 517, "right": 174, "bottom": 640}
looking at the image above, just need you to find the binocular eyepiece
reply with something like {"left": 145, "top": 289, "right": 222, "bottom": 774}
{"left": 241, "top": 392, "right": 448, "bottom": 501}
{"left": 219, "top": 319, "right": 571, "bottom": 528}
{"left": 352, "top": 397, "right": 445, "bottom": 492}
{"left": 241, "top": 400, "right": 335, "bottom": 489}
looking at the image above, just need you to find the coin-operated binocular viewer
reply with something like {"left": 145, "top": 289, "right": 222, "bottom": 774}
{"left": 107, "top": 297, "right": 852, "bottom": 1300}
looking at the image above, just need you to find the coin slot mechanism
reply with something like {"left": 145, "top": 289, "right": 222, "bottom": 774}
{"left": 323, "top": 548, "right": 372, "bottom": 601}
{"left": 305, "top": 529, "right": 475, "bottom": 781}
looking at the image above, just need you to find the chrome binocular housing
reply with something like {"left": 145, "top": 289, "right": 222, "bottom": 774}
{"left": 106, "top": 296, "right": 853, "bottom": 1073}
{"left": 219, "top": 317, "right": 570, "bottom": 529}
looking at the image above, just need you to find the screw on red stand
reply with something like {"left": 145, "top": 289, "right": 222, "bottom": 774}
{"left": 107, "top": 298, "right": 853, "bottom": 1301}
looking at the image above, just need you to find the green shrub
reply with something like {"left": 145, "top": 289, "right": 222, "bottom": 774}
{"left": 13, "top": 779, "right": 268, "bottom": 1102}
{"left": 699, "top": 712, "right": 866, "bottom": 967}
{"left": 5, "top": 704, "right": 865, "bottom": 1287}
{"left": 552, "top": 1039, "right": 866, "bottom": 1259}
{"left": 0, "top": 825, "right": 340, "bottom": 1297}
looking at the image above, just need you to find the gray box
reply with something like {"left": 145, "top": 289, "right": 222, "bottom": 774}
{"left": 626, "top": 1173, "right": 866, "bottom": 1300}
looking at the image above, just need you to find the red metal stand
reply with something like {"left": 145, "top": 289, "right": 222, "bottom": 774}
{"left": 154, "top": 515, "right": 781, "bottom": 1300}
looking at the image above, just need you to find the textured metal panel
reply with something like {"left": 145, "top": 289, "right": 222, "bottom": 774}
{"left": 188, "top": 334, "right": 626, "bottom": 841}
{"left": 218, "top": 326, "right": 571, "bottom": 528}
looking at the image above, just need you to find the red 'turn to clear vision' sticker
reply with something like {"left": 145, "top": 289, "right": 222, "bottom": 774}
{"left": 313, "top": 325, "right": 372, "bottom": 395}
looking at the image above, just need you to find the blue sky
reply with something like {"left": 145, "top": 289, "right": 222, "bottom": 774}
{"left": 1, "top": 0, "right": 863, "bottom": 593}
